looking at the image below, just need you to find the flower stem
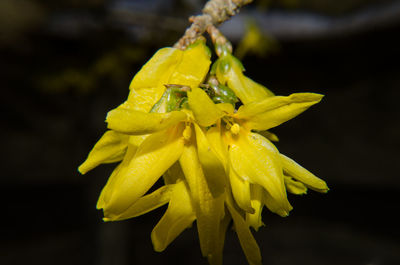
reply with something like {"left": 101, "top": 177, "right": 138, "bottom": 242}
{"left": 174, "top": 0, "right": 253, "bottom": 50}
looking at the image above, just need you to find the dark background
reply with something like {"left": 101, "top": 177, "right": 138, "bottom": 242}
{"left": 1, "top": 0, "right": 399, "bottom": 264}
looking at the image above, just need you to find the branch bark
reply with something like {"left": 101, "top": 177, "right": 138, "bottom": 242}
{"left": 173, "top": 0, "right": 253, "bottom": 49}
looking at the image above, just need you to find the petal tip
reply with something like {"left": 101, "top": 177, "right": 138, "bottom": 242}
{"left": 77, "top": 164, "right": 88, "bottom": 175}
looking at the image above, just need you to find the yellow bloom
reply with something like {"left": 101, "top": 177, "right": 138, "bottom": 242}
{"left": 80, "top": 40, "right": 233, "bottom": 264}
{"left": 79, "top": 40, "right": 210, "bottom": 175}
{"left": 127, "top": 40, "right": 211, "bottom": 112}
{"left": 79, "top": 39, "right": 328, "bottom": 265}
{"left": 187, "top": 87, "right": 328, "bottom": 225}
{"left": 103, "top": 102, "right": 230, "bottom": 262}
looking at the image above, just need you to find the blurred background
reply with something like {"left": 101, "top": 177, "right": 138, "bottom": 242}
{"left": 1, "top": 0, "right": 400, "bottom": 264}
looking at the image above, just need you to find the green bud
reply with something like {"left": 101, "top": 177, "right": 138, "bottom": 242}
{"left": 150, "top": 85, "right": 189, "bottom": 113}
{"left": 210, "top": 83, "right": 238, "bottom": 106}
{"left": 218, "top": 57, "right": 231, "bottom": 74}
{"left": 210, "top": 60, "right": 218, "bottom": 75}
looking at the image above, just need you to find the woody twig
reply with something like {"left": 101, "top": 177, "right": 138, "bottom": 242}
{"left": 174, "top": 0, "right": 253, "bottom": 50}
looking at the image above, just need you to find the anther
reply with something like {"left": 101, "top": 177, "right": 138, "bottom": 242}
{"left": 230, "top": 123, "right": 240, "bottom": 135}
{"left": 183, "top": 125, "right": 192, "bottom": 141}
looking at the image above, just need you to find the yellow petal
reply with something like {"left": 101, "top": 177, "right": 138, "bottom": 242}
{"left": 246, "top": 184, "right": 265, "bottom": 231}
{"left": 126, "top": 42, "right": 210, "bottom": 112}
{"left": 263, "top": 189, "right": 292, "bottom": 217}
{"left": 194, "top": 124, "right": 226, "bottom": 196}
{"left": 104, "top": 184, "right": 174, "bottom": 221}
{"left": 103, "top": 125, "right": 184, "bottom": 215}
{"left": 216, "top": 54, "right": 272, "bottom": 104}
{"left": 229, "top": 132, "right": 292, "bottom": 215}
{"left": 96, "top": 163, "right": 122, "bottom": 210}
{"left": 163, "top": 161, "right": 185, "bottom": 185}
{"left": 151, "top": 181, "right": 196, "bottom": 252}
{"left": 128, "top": 48, "right": 183, "bottom": 112}
{"left": 208, "top": 212, "right": 231, "bottom": 265}
{"left": 169, "top": 41, "right": 211, "bottom": 89}
{"left": 229, "top": 166, "right": 254, "bottom": 214}
{"left": 242, "top": 75, "right": 274, "bottom": 99}
{"left": 106, "top": 102, "right": 187, "bottom": 135}
{"left": 285, "top": 176, "right": 308, "bottom": 195}
{"left": 206, "top": 123, "right": 229, "bottom": 170}
{"left": 258, "top": 130, "right": 279, "bottom": 142}
{"left": 179, "top": 139, "right": 225, "bottom": 258}
{"left": 226, "top": 197, "right": 262, "bottom": 265}
{"left": 235, "top": 93, "right": 324, "bottom": 131}
{"left": 78, "top": 130, "right": 129, "bottom": 174}
{"left": 96, "top": 136, "right": 142, "bottom": 209}
{"left": 216, "top": 103, "right": 235, "bottom": 114}
{"left": 280, "top": 154, "right": 329, "bottom": 192}
{"left": 188, "top": 87, "right": 224, "bottom": 127}
{"left": 129, "top": 48, "right": 181, "bottom": 91}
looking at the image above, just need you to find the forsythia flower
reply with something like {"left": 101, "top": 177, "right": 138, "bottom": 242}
{"left": 79, "top": 39, "right": 328, "bottom": 265}
{"left": 188, "top": 87, "right": 328, "bottom": 224}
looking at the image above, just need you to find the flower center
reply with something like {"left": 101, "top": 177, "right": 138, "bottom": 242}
{"left": 183, "top": 124, "right": 192, "bottom": 141}
{"left": 230, "top": 123, "right": 240, "bottom": 135}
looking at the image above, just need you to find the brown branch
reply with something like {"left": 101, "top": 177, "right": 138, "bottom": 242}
{"left": 173, "top": 0, "right": 253, "bottom": 50}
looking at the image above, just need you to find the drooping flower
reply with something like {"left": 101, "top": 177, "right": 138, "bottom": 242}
{"left": 79, "top": 37, "right": 328, "bottom": 265}
{"left": 79, "top": 39, "right": 211, "bottom": 174}
{"left": 79, "top": 40, "right": 231, "bottom": 264}
{"left": 187, "top": 87, "right": 328, "bottom": 228}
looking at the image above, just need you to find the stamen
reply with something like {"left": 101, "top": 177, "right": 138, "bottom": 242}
{"left": 183, "top": 124, "right": 192, "bottom": 141}
{"left": 222, "top": 117, "right": 232, "bottom": 130}
{"left": 230, "top": 123, "right": 240, "bottom": 135}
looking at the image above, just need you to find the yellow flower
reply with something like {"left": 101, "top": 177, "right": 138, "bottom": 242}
{"left": 187, "top": 87, "right": 329, "bottom": 226}
{"left": 79, "top": 38, "right": 328, "bottom": 265}
{"left": 79, "top": 40, "right": 232, "bottom": 264}
{"left": 102, "top": 101, "right": 231, "bottom": 264}
{"left": 78, "top": 40, "right": 210, "bottom": 174}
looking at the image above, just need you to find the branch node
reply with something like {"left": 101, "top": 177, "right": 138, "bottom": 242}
{"left": 174, "top": 0, "right": 253, "bottom": 50}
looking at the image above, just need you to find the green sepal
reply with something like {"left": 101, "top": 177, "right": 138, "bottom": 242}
{"left": 151, "top": 85, "right": 189, "bottom": 113}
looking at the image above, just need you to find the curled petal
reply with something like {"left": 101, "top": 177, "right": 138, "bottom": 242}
{"left": 226, "top": 197, "right": 262, "bottom": 265}
{"left": 151, "top": 181, "right": 196, "bottom": 252}
{"left": 107, "top": 102, "right": 187, "bottom": 135}
{"left": 235, "top": 93, "right": 324, "bottom": 131}
{"left": 280, "top": 154, "right": 329, "bottom": 193}
{"left": 194, "top": 124, "right": 226, "bottom": 196}
{"left": 229, "top": 167, "right": 254, "bottom": 214}
{"left": 180, "top": 139, "right": 225, "bottom": 258}
{"left": 284, "top": 176, "right": 308, "bottom": 195}
{"left": 246, "top": 184, "right": 265, "bottom": 231}
{"left": 229, "top": 132, "right": 292, "bottom": 215}
{"left": 104, "top": 184, "right": 174, "bottom": 221}
{"left": 78, "top": 130, "right": 129, "bottom": 174}
{"left": 188, "top": 87, "right": 224, "bottom": 127}
{"left": 263, "top": 189, "right": 293, "bottom": 217}
{"left": 103, "top": 125, "right": 184, "bottom": 215}
{"left": 96, "top": 136, "right": 144, "bottom": 209}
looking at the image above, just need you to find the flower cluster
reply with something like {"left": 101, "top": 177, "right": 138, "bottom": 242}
{"left": 79, "top": 39, "right": 328, "bottom": 265}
